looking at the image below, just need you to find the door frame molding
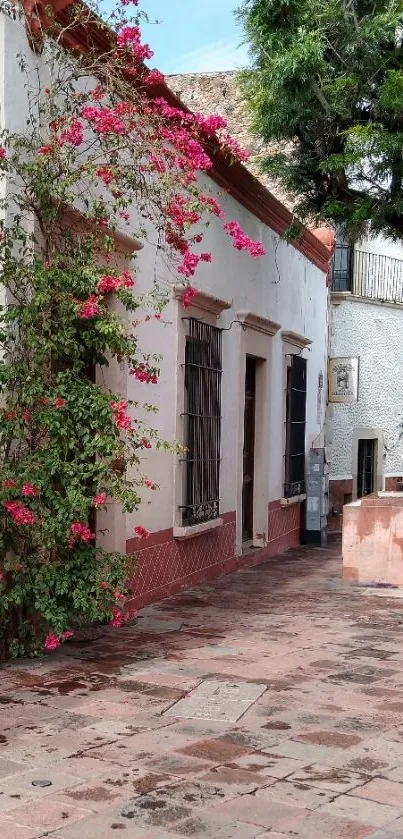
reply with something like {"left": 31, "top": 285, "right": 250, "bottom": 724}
{"left": 236, "top": 322, "right": 273, "bottom": 555}
{"left": 352, "top": 426, "right": 383, "bottom": 500}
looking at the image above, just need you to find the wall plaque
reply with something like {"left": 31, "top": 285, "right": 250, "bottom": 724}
{"left": 328, "top": 357, "right": 359, "bottom": 403}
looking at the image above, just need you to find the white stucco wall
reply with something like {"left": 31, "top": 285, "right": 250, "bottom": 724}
{"left": 1, "top": 10, "right": 329, "bottom": 552}
{"left": 130, "top": 182, "right": 328, "bottom": 548}
{"left": 358, "top": 232, "right": 403, "bottom": 261}
{"left": 328, "top": 297, "right": 403, "bottom": 483}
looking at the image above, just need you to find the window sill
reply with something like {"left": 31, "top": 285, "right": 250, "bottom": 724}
{"left": 280, "top": 493, "right": 306, "bottom": 508}
{"left": 331, "top": 291, "right": 352, "bottom": 304}
{"left": 173, "top": 518, "right": 223, "bottom": 541}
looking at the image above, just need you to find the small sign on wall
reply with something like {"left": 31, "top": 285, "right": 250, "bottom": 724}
{"left": 328, "top": 357, "right": 359, "bottom": 403}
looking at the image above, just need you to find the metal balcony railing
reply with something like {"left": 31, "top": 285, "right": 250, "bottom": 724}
{"left": 331, "top": 244, "right": 403, "bottom": 304}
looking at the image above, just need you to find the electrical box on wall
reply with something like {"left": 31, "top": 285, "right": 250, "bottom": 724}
{"left": 305, "top": 447, "right": 329, "bottom": 547}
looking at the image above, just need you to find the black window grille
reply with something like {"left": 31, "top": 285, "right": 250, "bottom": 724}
{"left": 284, "top": 355, "right": 307, "bottom": 498}
{"left": 331, "top": 244, "right": 353, "bottom": 292}
{"left": 181, "top": 318, "right": 222, "bottom": 526}
{"left": 357, "top": 438, "right": 376, "bottom": 498}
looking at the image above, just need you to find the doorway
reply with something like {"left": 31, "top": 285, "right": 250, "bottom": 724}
{"left": 242, "top": 357, "right": 256, "bottom": 542}
{"left": 357, "top": 438, "right": 376, "bottom": 498}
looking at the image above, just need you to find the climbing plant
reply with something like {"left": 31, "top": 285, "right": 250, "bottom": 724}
{"left": 0, "top": 0, "right": 265, "bottom": 657}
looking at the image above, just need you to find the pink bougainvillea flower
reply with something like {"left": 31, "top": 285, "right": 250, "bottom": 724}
{"left": 22, "top": 484, "right": 40, "bottom": 497}
{"left": 220, "top": 133, "right": 250, "bottom": 163}
{"left": 110, "top": 400, "right": 132, "bottom": 430}
{"left": 223, "top": 220, "right": 266, "bottom": 258}
{"left": 154, "top": 313, "right": 162, "bottom": 320}
{"left": 133, "top": 525, "right": 150, "bottom": 539}
{"left": 177, "top": 252, "right": 201, "bottom": 278}
{"left": 82, "top": 105, "right": 125, "bottom": 136}
{"left": 146, "top": 69, "right": 165, "bottom": 86}
{"left": 59, "top": 118, "right": 84, "bottom": 147}
{"left": 144, "top": 479, "right": 157, "bottom": 490}
{"left": 0, "top": 147, "right": 6, "bottom": 159}
{"left": 130, "top": 363, "right": 158, "bottom": 384}
{"left": 21, "top": 409, "right": 32, "bottom": 422}
{"left": 69, "top": 522, "right": 96, "bottom": 543}
{"left": 110, "top": 607, "right": 123, "bottom": 628}
{"left": 54, "top": 396, "right": 66, "bottom": 409}
{"left": 181, "top": 286, "right": 198, "bottom": 308}
{"left": 97, "top": 274, "right": 120, "bottom": 294}
{"left": 93, "top": 492, "right": 107, "bottom": 507}
{"left": 3, "top": 479, "right": 16, "bottom": 489}
{"left": 121, "top": 270, "right": 134, "bottom": 288}
{"left": 77, "top": 294, "right": 100, "bottom": 319}
{"left": 116, "top": 25, "right": 154, "bottom": 61}
{"left": 3, "top": 501, "right": 35, "bottom": 525}
{"left": 61, "top": 630, "right": 74, "bottom": 640}
{"left": 95, "top": 165, "right": 114, "bottom": 185}
{"left": 44, "top": 633, "right": 60, "bottom": 651}
{"left": 101, "top": 581, "right": 109, "bottom": 590}
{"left": 195, "top": 113, "right": 227, "bottom": 136}
{"left": 37, "top": 145, "right": 53, "bottom": 156}
{"left": 114, "top": 590, "right": 125, "bottom": 601}
{"left": 15, "top": 563, "right": 23, "bottom": 572}
{"left": 140, "top": 437, "right": 151, "bottom": 449}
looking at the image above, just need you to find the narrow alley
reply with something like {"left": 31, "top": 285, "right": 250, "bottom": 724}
{"left": 1, "top": 539, "right": 403, "bottom": 839}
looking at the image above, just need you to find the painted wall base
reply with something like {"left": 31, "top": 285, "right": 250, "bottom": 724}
{"left": 126, "top": 502, "right": 302, "bottom": 609}
{"left": 343, "top": 493, "right": 403, "bottom": 586}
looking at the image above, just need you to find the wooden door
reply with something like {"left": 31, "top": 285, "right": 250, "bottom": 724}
{"left": 242, "top": 358, "right": 256, "bottom": 542}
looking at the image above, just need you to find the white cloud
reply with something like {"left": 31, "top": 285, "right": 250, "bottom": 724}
{"left": 166, "top": 38, "right": 250, "bottom": 74}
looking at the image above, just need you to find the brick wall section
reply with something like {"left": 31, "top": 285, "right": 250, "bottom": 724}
{"left": 167, "top": 71, "right": 296, "bottom": 212}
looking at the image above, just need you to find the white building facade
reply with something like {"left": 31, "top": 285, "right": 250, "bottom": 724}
{"left": 328, "top": 234, "right": 403, "bottom": 523}
{"left": 1, "top": 6, "right": 331, "bottom": 608}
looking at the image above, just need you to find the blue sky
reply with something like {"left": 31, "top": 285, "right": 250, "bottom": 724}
{"left": 141, "top": 0, "right": 250, "bottom": 74}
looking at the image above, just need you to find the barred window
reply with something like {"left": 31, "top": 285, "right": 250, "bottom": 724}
{"left": 284, "top": 355, "right": 307, "bottom": 499}
{"left": 181, "top": 318, "right": 222, "bottom": 526}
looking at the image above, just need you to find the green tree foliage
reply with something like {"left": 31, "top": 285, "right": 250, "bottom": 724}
{"left": 239, "top": 0, "right": 403, "bottom": 239}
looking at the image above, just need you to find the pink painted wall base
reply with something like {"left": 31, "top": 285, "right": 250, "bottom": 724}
{"left": 343, "top": 493, "right": 403, "bottom": 585}
{"left": 126, "top": 502, "right": 302, "bottom": 609}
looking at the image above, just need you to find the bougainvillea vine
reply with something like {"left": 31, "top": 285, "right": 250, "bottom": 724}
{"left": 0, "top": 0, "right": 264, "bottom": 658}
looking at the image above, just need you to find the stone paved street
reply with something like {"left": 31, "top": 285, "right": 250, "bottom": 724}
{"left": 2, "top": 537, "right": 403, "bottom": 837}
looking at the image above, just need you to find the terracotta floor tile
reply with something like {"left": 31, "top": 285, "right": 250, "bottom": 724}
{"left": 352, "top": 778, "right": 403, "bottom": 808}
{"left": 279, "top": 809, "right": 374, "bottom": 838}
{"left": 4, "top": 798, "right": 91, "bottom": 831}
{"left": 4, "top": 537, "right": 403, "bottom": 837}
{"left": 320, "top": 794, "right": 402, "bottom": 827}
{"left": 213, "top": 793, "right": 307, "bottom": 830}
{"left": 0, "top": 821, "right": 42, "bottom": 839}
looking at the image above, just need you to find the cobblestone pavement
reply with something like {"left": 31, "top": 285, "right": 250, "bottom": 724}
{"left": 2, "top": 537, "right": 403, "bottom": 838}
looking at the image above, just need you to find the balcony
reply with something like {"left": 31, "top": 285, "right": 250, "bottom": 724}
{"left": 331, "top": 244, "right": 403, "bottom": 305}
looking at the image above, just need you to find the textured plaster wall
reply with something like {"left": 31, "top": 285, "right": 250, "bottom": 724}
{"left": 328, "top": 298, "right": 403, "bottom": 480}
{"left": 168, "top": 71, "right": 296, "bottom": 211}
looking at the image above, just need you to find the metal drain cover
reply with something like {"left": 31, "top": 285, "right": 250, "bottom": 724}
{"left": 164, "top": 679, "right": 266, "bottom": 722}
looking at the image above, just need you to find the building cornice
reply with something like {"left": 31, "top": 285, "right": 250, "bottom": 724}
{"left": 174, "top": 286, "right": 231, "bottom": 316}
{"left": 237, "top": 311, "right": 281, "bottom": 336}
{"left": 282, "top": 330, "right": 312, "bottom": 349}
